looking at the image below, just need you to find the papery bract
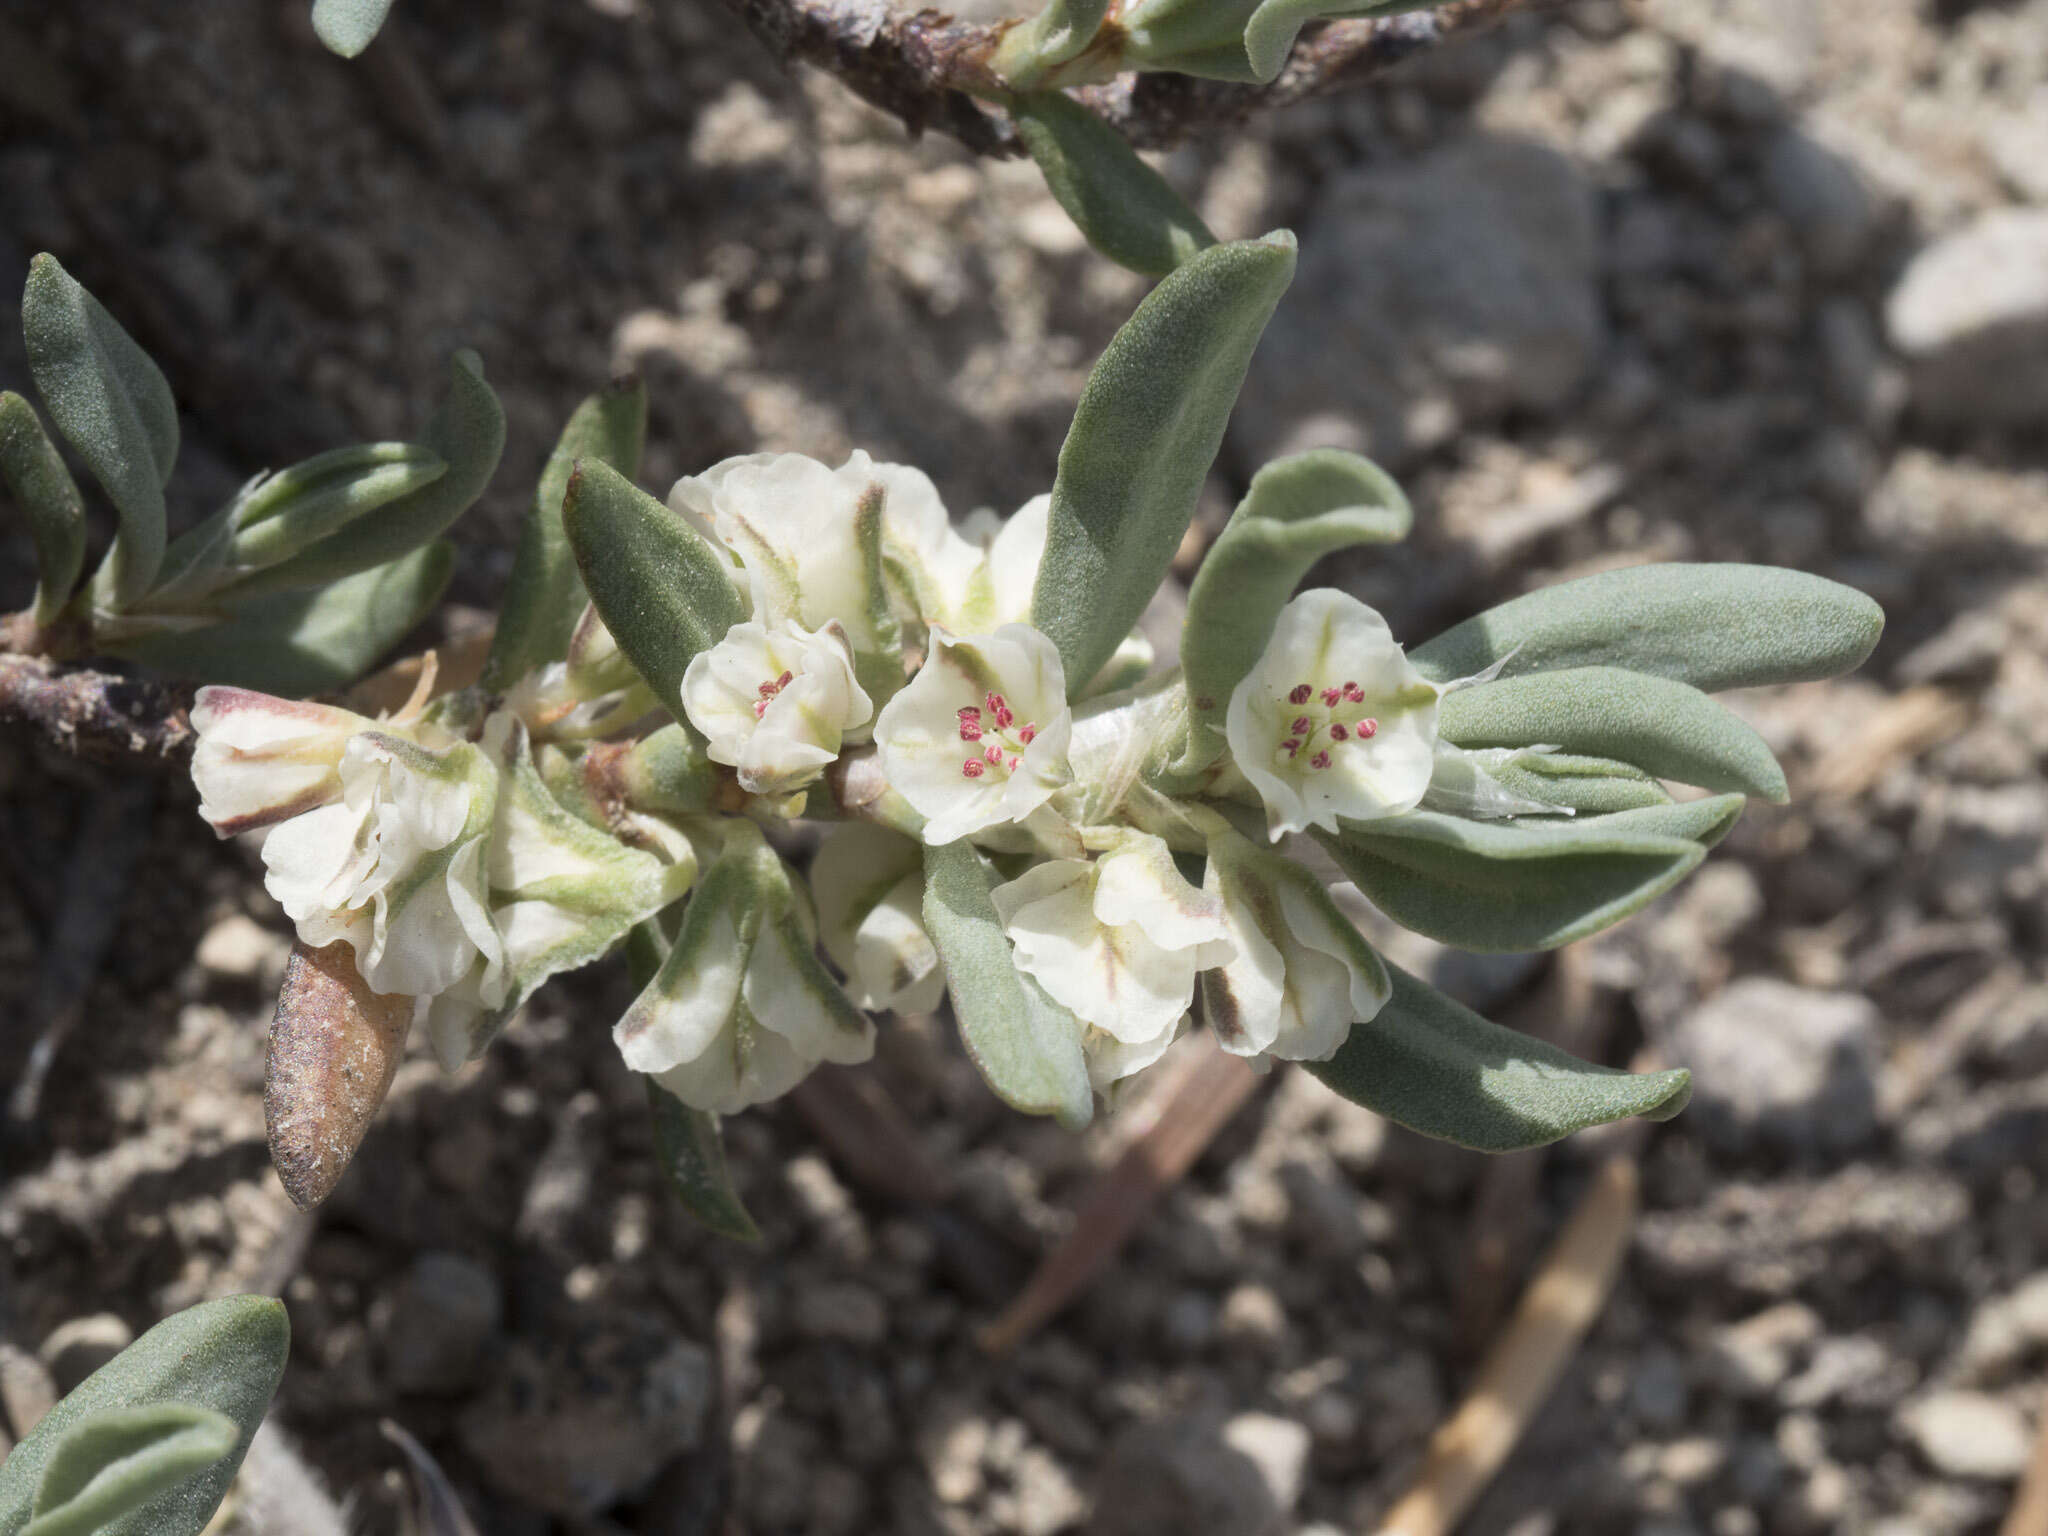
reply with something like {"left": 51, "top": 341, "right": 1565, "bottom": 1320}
{"left": 1225, "top": 587, "right": 1439, "bottom": 840}
{"left": 874, "top": 623, "right": 1074, "bottom": 846}
{"left": 682, "top": 617, "right": 873, "bottom": 796}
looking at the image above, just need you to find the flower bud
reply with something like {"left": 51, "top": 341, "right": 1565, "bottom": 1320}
{"left": 189, "top": 686, "right": 375, "bottom": 836}
{"left": 682, "top": 617, "right": 873, "bottom": 796}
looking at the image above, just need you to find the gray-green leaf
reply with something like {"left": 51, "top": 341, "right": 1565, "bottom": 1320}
{"left": 484, "top": 377, "right": 647, "bottom": 691}
{"left": 22, "top": 254, "right": 178, "bottom": 606}
{"left": 922, "top": 840, "right": 1093, "bottom": 1128}
{"left": 311, "top": 0, "right": 397, "bottom": 56}
{"left": 1316, "top": 796, "right": 1745, "bottom": 952}
{"left": 0, "top": 391, "right": 87, "bottom": 627}
{"left": 0, "top": 1295, "right": 289, "bottom": 1536}
{"left": 1170, "top": 449, "right": 1409, "bottom": 779}
{"left": 1032, "top": 232, "right": 1297, "bottom": 690}
{"left": 22, "top": 1405, "right": 237, "bottom": 1536}
{"left": 1483, "top": 752, "right": 1674, "bottom": 816}
{"left": 1306, "top": 962, "right": 1692, "bottom": 1152}
{"left": 225, "top": 351, "right": 502, "bottom": 596}
{"left": 1012, "top": 93, "right": 1215, "bottom": 277}
{"left": 1411, "top": 563, "right": 1884, "bottom": 694}
{"left": 562, "top": 459, "right": 745, "bottom": 720}
{"left": 108, "top": 542, "right": 452, "bottom": 693}
{"left": 1439, "top": 666, "right": 1788, "bottom": 802}
{"left": 648, "top": 1081, "right": 761, "bottom": 1241}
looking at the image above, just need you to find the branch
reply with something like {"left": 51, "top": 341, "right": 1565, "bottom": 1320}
{"left": 0, "top": 652, "right": 195, "bottom": 765}
{"left": 707, "top": 0, "right": 1532, "bottom": 155}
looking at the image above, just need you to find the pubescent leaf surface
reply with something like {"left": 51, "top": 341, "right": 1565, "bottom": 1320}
{"left": 24, "top": 1405, "right": 237, "bottom": 1536}
{"left": 0, "top": 1296, "right": 288, "bottom": 1536}
{"left": 923, "top": 841, "right": 1093, "bottom": 1128}
{"left": 1439, "top": 666, "right": 1788, "bottom": 802}
{"left": 1306, "top": 962, "right": 1692, "bottom": 1151}
{"left": 1411, "top": 563, "right": 1884, "bottom": 694}
{"left": 22, "top": 255, "right": 178, "bottom": 606}
{"left": 311, "top": 0, "right": 397, "bottom": 56}
{"left": 0, "top": 391, "right": 87, "bottom": 625}
{"left": 1032, "top": 233, "right": 1296, "bottom": 691}
{"left": 562, "top": 459, "right": 745, "bottom": 720}
{"left": 1012, "top": 93, "right": 1216, "bottom": 276}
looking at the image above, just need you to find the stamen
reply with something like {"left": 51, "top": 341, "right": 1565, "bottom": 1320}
{"left": 961, "top": 758, "right": 986, "bottom": 778}
{"left": 1357, "top": 718, "right": 1378, "bottom": 739}
{"left": 1320, "top": 687, "right": 1342, "bottom": 708}
{"left": 1017, "top": 723, "right": 1037, "bottom": 745}
{"left": 1288, "top": 683, "right": 1314, "bottom": 706}
{"left": 1280, "top": 738, "right": 1302, "bottom": 757}
{"left": 984, "top": 744, "right": 1004, "bottom": 767}
{"left": 1007, "top": 754, "right": 1021, "bottom": 771}
{"left": 1291, "top": 716, "right": 1312, "bottom": 735}
{"left": 1328, "top": 723, "right": 1349, "bottom": 741}
{"left": 1310, "top": 750, "right": 1332, "bottom": 770}
{"left": 958, "top": 705, "right": 982, "bottom": 720}
{"left": 776, "top": 671, "right": 793, "bottom": 689}
{"left": 959, "top": 720, "right": 983, "bottom": 741}
{"left": 985, "top": 692, "right": 1006, "bottom": 715}
{"left": 753, "top": 699, "right": 769, "bottom": 719}
{"left": 1343, "top": 681, "right": 1364, "bottom": 703}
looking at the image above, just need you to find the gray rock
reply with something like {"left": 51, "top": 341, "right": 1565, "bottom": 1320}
{"left": 794, "top": 1280, "right": 890, "bottom": 1346}
{"left": 1961, "top": 1272, "right": 2048, "bottom": 1379}
{"left": 1708, "top": 1302, "right": 1823, "bottom": 1399}
{"left": 1898, "top": 1391, "right": 2033, "bottom": 1481}
{"left": 1231, "top": 136, "right": 1601, "bottom": 472}
{"left": 1761, "top": 129, "right": 1876, "bottom": 278}
{"left": 39, "top": 1314, "right": 133, "bottom": 1394}
{"left": 1886, "top": 210, "right": 2048, "bottom": 428}
{"left": 457, "top": 1311, "right": 714, "bottom": 1517}
{"left": 0, "top": 1344, "right": 58, "bottom": 1440}
{"left": 1221, "top": 1415, "right": 1310, "bottom": 1514}
{"left": 373, "top": 1251, "right": 503, "bottom": 1395}
{"left": 1670, "top": 979, "right": 1881, "bottom": 1153}
{"left": 1087, "top": 1410, "right": 1291, "bottom": 1536}
{"left": 1983, "top": 91, "right": 2048, "bottom": 206}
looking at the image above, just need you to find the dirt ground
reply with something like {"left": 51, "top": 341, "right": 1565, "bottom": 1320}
{"left": 4, "top": 0, "right": 2048, "bottom": 1531}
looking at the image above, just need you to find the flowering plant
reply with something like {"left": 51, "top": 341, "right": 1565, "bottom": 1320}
{"left": 161, "top": 233, "right": 1888, "bottom": 1232}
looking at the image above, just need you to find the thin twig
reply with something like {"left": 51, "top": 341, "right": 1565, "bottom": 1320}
{"left": 708, "top": 0, "right": 1533, "bottom": 155}
{"left": 979, "top": 1034, "right": 1260, "bottom": 1355}
{"left": 1374, "top": 1152, "right": 1641, "bottom": 1536}
{"left": 0, "top": 652, "right": 194, "bottom": 765}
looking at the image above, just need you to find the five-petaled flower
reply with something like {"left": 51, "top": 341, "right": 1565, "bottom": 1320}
{"left": 1225, "top": 588, "right": 1441, "bottom": 840}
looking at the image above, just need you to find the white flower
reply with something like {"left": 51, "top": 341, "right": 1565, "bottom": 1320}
{"left": 189, "top": 686, "right": 374, "bottom": 836}
{"left": 874, "top": 624, "right": 1073, "bottom": 846}
{"left": 1200, "top": 828, "right": 1389, "bottom": 1062}
{"left": 681, "top": 618, "right": 873, "bottom": 795}
{"left": 811, "top": 823, "right": 944, "bottom": 1014}
{"left": 951, "top": 493, "right": 1050, "bottom": 630}
{"left": 1225, "top": 588, "right": 1441, "bottom": 840}
{"left": 613, "top": 836, "right": 874, "bottom": 1115}
{"left": 260, "top": 730, "right": 500, "bottom": 998}
{"left": 991, "top": 833, "right": 1233, "bottom": 1065}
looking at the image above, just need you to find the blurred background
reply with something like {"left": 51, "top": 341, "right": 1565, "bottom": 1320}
{"left": 2, "top": 0, "right": 2046, "bottom": 1531}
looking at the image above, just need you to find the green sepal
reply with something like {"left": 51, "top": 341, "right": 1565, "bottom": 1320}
{"left": 648, "top": 1080, "right": 762, "bottom": 1242}
{"left": 0, "top": 1296, "right": 288, "bottom": 1536}
{"left": 22, "top": 254, "right": 178, "bottom": 607}
{"left": 1438, "top": 666, "right": 1789, "bottom": 803}
{"left": 105, "top": 542, "right": 452, "bottom": 693}
{"left": 224, "top": 351, "right": 502, "bottom": 596}
{"left": 922, "top": 840, "right": 1093, "bottom": 1128}
{"left": 1032, "top": 232, "right": 1296, "bottom": 690}
{"left": 1410, "top": 563, "right": 1885, "bottom": 695}
{"left": 1012, "top": 93, "right": 1216, "bottom": 277}
{"left": 483, "top": 376, "right": 647, "bottom": 691}
{"left": 21, "top": 1405, "right": 238, "bottom": 1536}
{"left": 0, "top": 391, "right": 87, "bottom": 627}
{"left": 1315, "top": 795, "right": 1745, "bottom": 952}
{"left": 563, "top": 459, "right": 746, "bottom": 722}
{"left": 1305, "top": 963, "right": 1692, "bottom": 1152}
{"left": 618, "top": 722, "right": 720, "bottom": 814}
{"left": 991, "top": 0, "right": 1111, "bottom": 86}
{"left": 311, "top": 0, "right": 397, "bottom": 56}
{"left": 1169, "top": 449, "right": 1410, "bottom": 781}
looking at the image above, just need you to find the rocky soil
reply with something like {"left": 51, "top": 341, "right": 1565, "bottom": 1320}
{"left": 3, "top": 0, "right": 2048, "bottom": 1531}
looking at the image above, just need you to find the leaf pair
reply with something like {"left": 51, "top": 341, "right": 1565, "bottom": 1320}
{"left": 0, "top": 1296, "right": 288, "bottom": 1536}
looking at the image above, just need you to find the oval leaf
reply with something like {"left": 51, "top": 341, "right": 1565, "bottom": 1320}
{"left": 0, "top": 1296, "right": 289, "bottom": 1536}
{"left": 922, "top": 840, "right": 1093, "bottom": 1128}
{"left": 0, "top": 391, "right": 87, "bottom": 626}
{"left": 24, "top": 1405, "right": 237, "bottom": 1536}
{"left": 1032, "top": 232, "right": 1297, "bottom": 690}
{"left": 227, "top": 351, "right": 502, "bottom": 596}
{"left": 1306, "top": 962, "right": 1693, "bottom": 1152}
{"left": 22, "top": 254, "right": 177, "bottom": 606}
{"left": 1482, "top": 752, "right": 1673, "bottom": 816}
{"left": 1438, "top": 666, "right": 1789, "bottom": 803}
{"left": 1171, "top": 448, "right": 1410, "bottom": 779}
{"left": 1012, "top": 93, "right": 1215, "bottom": 277}
{"left": 1411, "top": 563, "right": 1884, "bottom": 695}
{"left": 648, "top": 1081, "right": 761, "bottom": 1241}
{"left": 311, "top": 0, "right": 397, "bottom": 56}
{"left": 109, "top": 542, "right": 453, "bottom": 694}
{"left": 562, "top": 458, "right": 745, "bottom": 719}
{"left": 484, "top": 377, "right": 647, "bottom": 691}
{"left": 226, "top": 443, "right": 447, "bottom": 571}
{"left": 1315, "top": 800, "right": 1744, "bottom": 952}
